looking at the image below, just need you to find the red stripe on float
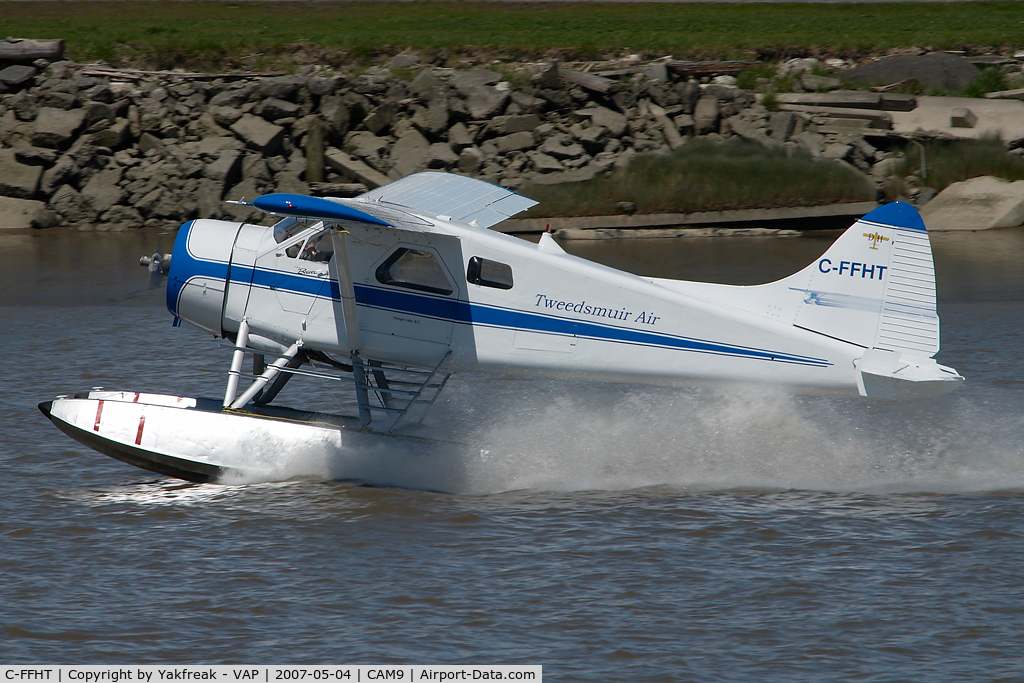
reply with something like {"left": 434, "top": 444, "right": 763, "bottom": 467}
{"left": 93, "top": 400, "right": 104, "bottom": 431}
{"left": 135, "top": 414, "right": 147, "bottom": 445}
{"left": 133, "top": 392, "right": 140, "bottom": 402}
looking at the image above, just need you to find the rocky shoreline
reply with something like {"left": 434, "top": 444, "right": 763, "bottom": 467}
{"left": 2, "top": 50, "right": 1022, "bottom": 231}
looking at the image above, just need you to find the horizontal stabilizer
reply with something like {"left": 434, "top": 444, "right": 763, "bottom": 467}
{"left": 252, "top": 193, "right": 393, "bottom": 226}
{"left": 356, "top": 172, "right": 537, "bottom": 229}
{"left": 855, "top": 348, "right": 963, "bottom": 400}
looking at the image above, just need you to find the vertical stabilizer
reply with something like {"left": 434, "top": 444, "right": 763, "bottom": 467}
{"left": 792, "top": 202, "right": 939, "bottom": 357}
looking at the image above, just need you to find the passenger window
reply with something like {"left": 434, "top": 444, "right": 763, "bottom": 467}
{"left": 376, "top": 248, "right": 453, "bottom": 295}
{"left": 299, "top": 233, "right": 334, "bottom": 263}
{"left": 285, "top": 242, "right": 302, "bottom": 258}
{"left": 467, "top": 256, "right": 513, "bottom": 290}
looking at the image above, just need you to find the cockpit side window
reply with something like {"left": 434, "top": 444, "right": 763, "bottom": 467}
{"left": 299, "top": 233, "right": 335, "bottom": 263}
{"left": 466, "top": 256, "right": 513, "bottom": 290}
{"left": 375, "top": 248, "right": 454, "bottom": 296}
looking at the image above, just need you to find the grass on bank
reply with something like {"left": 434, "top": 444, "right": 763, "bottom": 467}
{"left": 902, "top": 138, "right": 1024, "bottom": 190}
{"left": 520, "top": 139, "right": 877, "bottom": 218}
{"left": 2, "top": 1, "right": 1024, "bottom": 71}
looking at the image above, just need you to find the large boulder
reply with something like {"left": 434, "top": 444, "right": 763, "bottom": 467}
{"left": 274, "top": 172, "right": 309, "bottom": 195}
{"left": 134, "top": 187, "right": 166, "bottom": 218}
{"left": 448, "top": 122, "right": 474, "bottom": 151}
{"left": 427, "top": 142, "right": 459, "bottom": 169}
{"left": 10, "top": 91, "right": 38, "bottom": 121}
{"left": 259, "top": 97, "right": 300, "bottom": 121}
{"left": 242, "top": 154, "right": 274, "bottom": 185}
{"left": 32, "top": 107, "right": 86, "bottom": 148}
{"left": 533, "top": 61, "right": 560, "bottom": 90}
{"left": 40, "top": 154, "right": 78, "bottom": 195}
{"left": 79, "top": 167, "right": 125, "bottom": 213}
{"left": 190, "top": 136, "right": 245, "bottom": 158}
{"left": 463, "top": 85, "right": 509, "bottom": 120}
{"left": 412, "top": 97, "right": 450, "bottom": 136}
{"left": 258, "top": 75, "right": 307, "bottom": 100}
{"left": 768, "top": 111, "right": 796, "bottom": 143}
{"left": 726, "top": 115, "right": 775, "bottom": 147}
{"left": 209, "top": 84, "right": 256, "bottom": 108}
{"left": 36, "top": 89, "right": 78, "bottom": 110}
{"left": 318, "top": 95, "right": 351, "bottom": 138}
{"left": 496, "top": 131, "right": 536, "bottom": 154}
{"left": 586, "top": 106, "right": 627, "bottom": 137}
{"left": 230, "top": 114, "right": 285, "bottom": 156}
{"left": 363, "top": 102, "right": 397, "bottom": 135}
{"left": 540, "top": 135, "right": 584, "bottom": 160}
{"left": 210, "top": 105, "right": 244, "bottom": 128}
{"left": 574, "top": 125, "right": 609, "bottom": 155}
{"left": 307, "top": 76, "right": 340, "bottom": 98}
{"left": 451, "top": 69, "right": 503, "bottom": 94}
{"left": 490, "top": 114, "right": 542, "bottom": 135}
{"left": 0, "top": 196, "right": 48, "bottom": 229}
{"left": 528, "top": 151, "right": 563, "bottom": 174}
{"left": 920, "top": 176, "right": 1024, "bottom": 230}
{"left": 49, "top": 184, "right": 96, "bottom": 223}
{"left": 346, "top": 131, "right": 390, "bottom": 160}
{"left": 407, "top": 69, "right": 441, "bottom": 97}
{"left": 801, "top": 73, "right": 841, "bottom": 92}
{"left": 391, "top": 129, "right": 432, "bottom": 177}
{"left": 457, "top": 147, "right": 484, "bottom": 174}
{"left": 0, "top": 65, "right": 37, "bottom": 87}
{"left": 82, "top": 100, "right": 115, "bottom": 125}
{"left": 203, "top": 149, "right": 243, "bottom": 187}
{"left": 795, "top": 131, "right": 825, "bottom": 158}
{"left": 93, "top": 119, "right": 131, "bottom": 148}
{"left": 83, "top": 83, "right": 114, "bottom": 104}
{"left": 693, "top": 95, "right": 720, "bottom": 135}
{"left": 841, "top": 53, "right": 979, "bottom": 92}
{"left": 0, "top": 149, "right": 43, "bottom": 198}
{"left": 194, "top": 177, "right": 227, "bottom": 219}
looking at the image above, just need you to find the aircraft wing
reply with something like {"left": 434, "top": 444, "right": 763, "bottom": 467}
{"left": 353, "top": 172, "right": 538, "bottom": 229}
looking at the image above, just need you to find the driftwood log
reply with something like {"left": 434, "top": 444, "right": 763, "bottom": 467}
{"left": 0, "top": 38, "right": 65, "bottom": 61}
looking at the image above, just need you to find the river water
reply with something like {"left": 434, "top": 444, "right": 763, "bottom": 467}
{"left": 2, "top": 225, "right": 1023, "bottom": 679}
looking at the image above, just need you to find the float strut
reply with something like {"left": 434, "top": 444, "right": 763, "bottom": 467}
{"left": 230, "top": 341, "right": 302, "bottom": 410}
{"left": 223, "top": 319, "right": 249, "bottom": 408}
{"left": 255, "top": 350, "right": 307, "bottom": 406}
{"left": 351, "top": 352, "right": 372, "bottom": 427}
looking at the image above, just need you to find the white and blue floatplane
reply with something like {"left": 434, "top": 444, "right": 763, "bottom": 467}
{"left": 41, "top": 172, "right": 963, "bottom": 483}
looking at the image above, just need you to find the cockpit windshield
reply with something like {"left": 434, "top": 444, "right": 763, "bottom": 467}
{"left": 272, "top": 216, "right": 318, "bottom": 243}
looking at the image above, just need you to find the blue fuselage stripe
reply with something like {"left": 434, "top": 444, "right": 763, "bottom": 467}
{"left": 170, "top": 255, "right": 831, "bottom": 367}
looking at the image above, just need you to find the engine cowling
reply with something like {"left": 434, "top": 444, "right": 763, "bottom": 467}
{"left": 166, "top": 219, "right": 241, "bottom": 335}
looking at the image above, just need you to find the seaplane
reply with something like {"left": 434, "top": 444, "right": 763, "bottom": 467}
{"left": 40, "top": 172, "right": 964, "bottom": 484}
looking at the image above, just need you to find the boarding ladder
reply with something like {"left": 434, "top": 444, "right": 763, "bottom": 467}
{"left": 349, "top": 351, "right": 452, "bottom": 432}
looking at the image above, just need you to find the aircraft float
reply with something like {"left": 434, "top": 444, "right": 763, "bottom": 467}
{"left": 40, "top": 172, "right": 963, "bottom": 483}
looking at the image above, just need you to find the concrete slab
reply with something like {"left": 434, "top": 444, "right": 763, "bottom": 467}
{"left": 920, "top": 176, "right": 1024, "bottom": 231}
{"left": 0, "top": 196, "right": 46, "bottom": 229}
{"left": 890, "top": 96, "right": 1024, "bottom": 143}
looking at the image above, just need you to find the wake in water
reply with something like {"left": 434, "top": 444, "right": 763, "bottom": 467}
{"left": 210, "top": 374, "right": 1024, "bottom": 496}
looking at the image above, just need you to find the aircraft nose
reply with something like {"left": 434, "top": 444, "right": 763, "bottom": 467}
{"left": 166, "top": 219, "right": 242, "bottom": 333}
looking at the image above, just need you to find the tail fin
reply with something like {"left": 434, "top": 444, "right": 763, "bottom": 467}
{"left": 653, "top": 201, "right": 962, "bottom": 398}
{"left": 788, "top": 202, "right": 939, "bottom": 357}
